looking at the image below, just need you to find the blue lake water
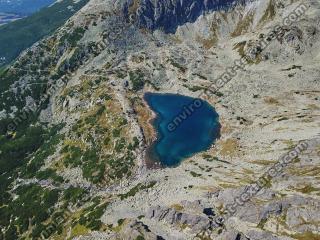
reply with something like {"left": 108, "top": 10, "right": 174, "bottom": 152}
{"left": 144, "top": 93, "right": 220, "bottom": 167}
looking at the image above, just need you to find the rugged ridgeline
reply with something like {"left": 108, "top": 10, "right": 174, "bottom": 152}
{"left": 0, "top": 0, "right": 320, "bottom": 239}
{"left": 122, "top": 0, "right": 243, "bottom": 33}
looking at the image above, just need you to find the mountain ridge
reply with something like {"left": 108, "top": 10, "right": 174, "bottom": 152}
{"left": 122, "top": 0, "right": 244, "bottom": 33}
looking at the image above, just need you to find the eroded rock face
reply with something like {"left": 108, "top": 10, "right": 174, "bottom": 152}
{"left": 120, "top": 220, "right": 163, "bottom": 240}
{"left": 245, "top": 230, "right": 290, "bottom": 240}
{"left": 146, "top": 205, "right": 214, "bottom": 232}
{"left": 123, "top": 0, "right": 239, "bottom": 33}
{"left": 215, "top": 230, "right": 250, "bottom": 240}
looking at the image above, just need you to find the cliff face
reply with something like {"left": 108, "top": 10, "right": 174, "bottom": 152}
{"left": 123, "top": 0, "right": 240, "bottom": 32}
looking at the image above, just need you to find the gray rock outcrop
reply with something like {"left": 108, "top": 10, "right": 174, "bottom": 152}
{"left": 146, "top": 205, "right": 214, "bottom": 233}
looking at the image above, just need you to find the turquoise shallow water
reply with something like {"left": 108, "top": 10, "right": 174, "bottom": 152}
{"left": 144, "top": 93, "right": 220, "bottom": 167}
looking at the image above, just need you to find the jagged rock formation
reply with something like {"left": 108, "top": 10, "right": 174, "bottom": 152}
{"left": 119, "top": 220, "right": 164, "bottom": 240}
{"left": 123, "top": 0, "right": 241, "bottom": 33}
{"left": 146, "top": 205, "right": 214, "bottom": 233}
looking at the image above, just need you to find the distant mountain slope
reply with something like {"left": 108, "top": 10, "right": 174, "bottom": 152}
{"left": 0, "top": 0, "right": 88, "bottom": 66}
{"left": 0, "top": 12, "right": 24, "bottom": 25}
{"left": 0, "top": 0, "right": 55, "bottom": 15}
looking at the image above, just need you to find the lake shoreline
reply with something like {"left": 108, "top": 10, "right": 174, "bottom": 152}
{"left": 142, "top": 93, "right": 164, "bottom": 169}
{"left": 132, "top": 93, "right": 163, "bottom": 169}
{"left": 143, "top": 92, "right": 220, "bottom": 167}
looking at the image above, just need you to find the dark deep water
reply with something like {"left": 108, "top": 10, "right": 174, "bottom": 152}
{"left": 144, "top": 93, "right": 220, "bottom": 167}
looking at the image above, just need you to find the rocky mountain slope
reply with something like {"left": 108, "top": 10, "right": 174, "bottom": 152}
{"left": 0, "top": 0, "right": 319, "bottom": 239}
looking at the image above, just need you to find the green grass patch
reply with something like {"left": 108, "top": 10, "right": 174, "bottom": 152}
{"left": 119, "top": 181, "right": 157, "bottom": 200}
